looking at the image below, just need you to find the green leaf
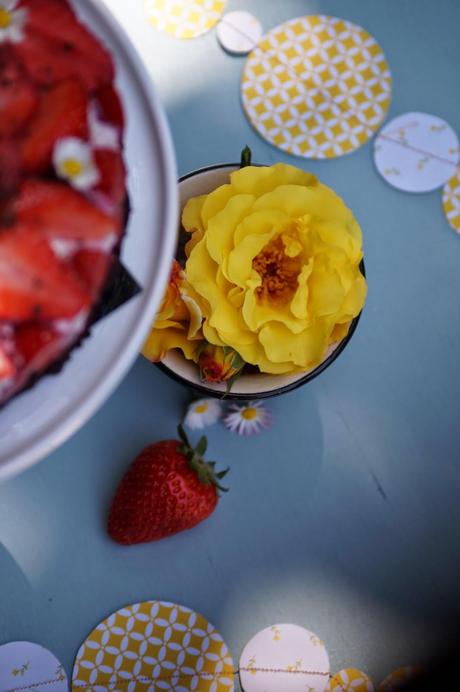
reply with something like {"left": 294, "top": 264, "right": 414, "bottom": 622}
{"left": 240, "top": 145, "right": 252, "bottom": 168}
{"left": 195, "top": 436, "right": 208, "bottom": 456}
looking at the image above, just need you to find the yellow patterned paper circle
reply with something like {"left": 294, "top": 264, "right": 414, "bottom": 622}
{"left": 241, "top": 15, "right": 392, "bottom": 159}
{"left": 72, "top": 601, "right": 234, "bottom": 691}
{"left": 327, "top": 668, "right": 374, "bottom": 691}
{"left": 443, "top": 168, "right": 460, "bottom": 234}
{"left": 145, "top": 0, "right": 226, "bottom": 39}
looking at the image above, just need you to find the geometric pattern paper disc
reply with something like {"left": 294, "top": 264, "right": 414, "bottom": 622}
{"left": 443, "top": 168, "right": 460, "bottom": 233}
{"left": 327, "top": 668, "right": 374, "bottom": 691}
{"left": 72, "top": 600, "right": 235, "bottom": 691}
{"left": 241, "top": 15, "right": 392, "bottom": 159}
{"left": 145, "top": 0, "right": 226, "bottom": 39}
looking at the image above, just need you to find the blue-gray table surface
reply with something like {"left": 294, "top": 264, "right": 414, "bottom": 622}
{"left": 1, "top": 0, "right": 460, "bottom": 687}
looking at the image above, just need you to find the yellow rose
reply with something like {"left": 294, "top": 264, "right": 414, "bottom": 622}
{"left": 142, "top": 260, "right": 203, "bottom": 362}
{"left": 183, "top": 163, "right": 367, "bottom": 374}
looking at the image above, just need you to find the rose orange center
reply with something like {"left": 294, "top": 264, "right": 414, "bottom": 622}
{"left": 0, "top": 9, "right": 12, "bottom": 28}
{"left": 252, "top": 236, "right": 301, "bottom": 304}
{"left": 242, "top": 407, "right": 257, "bottom": 420}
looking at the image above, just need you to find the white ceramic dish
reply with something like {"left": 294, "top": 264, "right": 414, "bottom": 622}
{"left": 0, "top": 0, "right": 178, "bottom": 481}
{"left": 157, "top": 164, "right": 364, "bottom": 400}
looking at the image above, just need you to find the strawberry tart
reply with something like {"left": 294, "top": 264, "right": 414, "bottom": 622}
{"left": 0, "top": 0, "right": 129, "bottom": 406}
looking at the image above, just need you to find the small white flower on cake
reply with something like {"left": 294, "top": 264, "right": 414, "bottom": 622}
{"left": 223, "top": 401, "right": 272, "bottom": 436}
{"left": 184, "top": 398, "right": 222, "bottom": 430}
{"left": 0, "top": 0, "right": 27, "bottom": 44}
{"left": 53, "top": 138, "right": 100, "bottom": 191}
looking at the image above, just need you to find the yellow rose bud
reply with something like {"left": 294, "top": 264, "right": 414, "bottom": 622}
{"left": 198, "top": 344, "right": 244, "bottom": 384}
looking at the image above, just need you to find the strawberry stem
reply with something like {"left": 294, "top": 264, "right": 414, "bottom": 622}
{"left": 177, "top": 424, "right": 229, "bottom": 493}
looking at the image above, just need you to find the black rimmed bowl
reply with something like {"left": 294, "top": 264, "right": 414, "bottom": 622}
{"left": 156, "top": 163, "right": 365, "bottom": 400}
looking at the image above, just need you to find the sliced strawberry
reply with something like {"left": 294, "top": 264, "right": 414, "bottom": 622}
{"left": 0, "top": 223, "right": 90, "bottom": 321}
{"left": 14, "top": 180, "right": 118, "bottom": 247}
{"left": 16, "top": 0, "right": 114, "bottom": 90}
{"left": 73, "top": 249, "right": 113, "bottom": 299}
{"left": 0, "top": 343, "right": 16, "bottom": 380}
{"left": 95, "top": 84, "right": 124, "bottom": 130}
{"left": 21, "top": 79, "right": 88, "bottom": 173}
{"left": 14, "top": 323, "right": 62, "bottom": 365}
{"left": 94, "top": 149, "right": 126, "bottom": 207}
{"left": 0, "top": 49, "right": 39, "bottom": 138}
{"left": 0, "top": 140, "right": 21, "bottom": 203}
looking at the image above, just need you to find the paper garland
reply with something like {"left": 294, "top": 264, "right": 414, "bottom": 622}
{"left": 0, "top": 642, "right": 67, "bottom": 692}
{"left": 217, "top": 11, "right": 263, "bottom": 55}
{"left": 241, "top": 15, "right": 392, "bottom": 159}
{"left": 145, "top": 0, "right": 226, "bottom": 39}
{"left": 72, "top": 600, "right": 234, "bottom": 691}
{"left": 327, "top": 668, "right": 374, "bottom": 691}
{"left": 443, "top": 168, "right": 460, "bottom": 233}
{"left": 239, "top": 624, "right": 330, "bottom": 692}
{"left": 374, "top": 112, "right": 460, "bottom": 193}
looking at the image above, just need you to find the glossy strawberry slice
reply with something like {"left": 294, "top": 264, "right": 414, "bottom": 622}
{"left": 95, "top": 84, "right": 124, "bottom": 130}
{"left": 0, "top": 344, "right": 16, "bottom": 381}
{"left": 0, "top": 140, "right": 21, "bottom": 203}
{"left": 94, "top": 149, "right": 126, "bottom": 207}
{"left": 0, "top": 49, "right": 39, "bottom": 138}
{"left": 22, "top": 79, "right": 88, "bottom": 173}
{"left": 14, "top": 180, "right": 118, "bottom": 247}
{"left": 0, "top": 223, "right": 90, "bottom": 321}
{"left": 16, "top": 0, "right": 114, "bottom": 90}
{"left": 72, "top": 249, "right": 113, "bottom": 299}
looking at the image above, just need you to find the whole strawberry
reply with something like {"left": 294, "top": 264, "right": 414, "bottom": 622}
{"left": 108, "top": 425, "right": 228, "bottom": 545}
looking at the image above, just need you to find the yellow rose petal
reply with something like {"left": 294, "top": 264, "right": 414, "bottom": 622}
{"left": 203, "top": 321, "right": 225, "bottom": 347}
{"left": 230, "top": 163, "right": 317, "bottom": 197}
{"left": 142, "top": 327, "right": 201, "bottom": 362}
{"left": 254, "top": 183, "right": 353, "bottom": 226}
{"left": 181, "top": 194, "right": 206, "bottom": 233}
{"left": 329, "top": 320, "right": 351, "bottom": 343}
{"left": 313, "top": 219, "right": 363, "bottom": 263}
{"left": 181, "top": 291, "right": 203, "bottom": 339}
{"left": 201, "top": 184, "right": 234, "bottom": 226}
{"left": 227, "top": 230, "right": 274, "bottom": 287}
{"left": 206, "top": 194, "right": 255, "bottom": 265}
{"left": 339, "top": 272, "right": 367, "bottom": 320}
{"left": 290, "top": 261, "right": 313, "bottom": 319}
{"left": 185, "top": 228, "right": 204, "bottom": 257}
{"left": 259, "top": 320, "right": 331, "bottom": 367}
{"left": 309, "top": 265, "right": 346, "bottom": 317}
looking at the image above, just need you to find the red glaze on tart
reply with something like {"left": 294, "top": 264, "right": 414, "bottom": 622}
{"left": 0, "top": 0, "right": 128, "bottom": 405}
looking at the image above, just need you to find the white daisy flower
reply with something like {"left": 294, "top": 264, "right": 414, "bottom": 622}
{"left": 223, "top": 401, "right": 272, "bottom": 436}
{"left": 53, "top": 137, "right": 100, "bottom": 192}
{"left": 0, "top": 0, "right": 27, "bottom": 44}
{"left": 184, "top": 398, "right": 222, "bottom": 430}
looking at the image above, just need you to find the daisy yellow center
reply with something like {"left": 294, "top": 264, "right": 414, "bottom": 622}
{"left": 61, "top": 158, "right": 84, "bottom": 178}
{"left": 242, "top": 407, "right": 257, "bottom": 420}
{"left": 0, "top": 9, "right": 12, "bottom": 28}
{"left": 195, "top": 403, "right": 209, "bottom": 414}
{"left": 253, "top": 236, "right": 302, "bottom": 304}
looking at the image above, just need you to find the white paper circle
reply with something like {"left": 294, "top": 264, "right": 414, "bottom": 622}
{"left": 239, "top": 624, "right": 330, "bottom": 692}
{"left": 0, "top": 642, "right": 67, "bottom": 691}
{"left": 217, "top": 11, "right": 262, "bottom": 54}
{"left": 374, "top": 112, "right": 460, "bottom": 192}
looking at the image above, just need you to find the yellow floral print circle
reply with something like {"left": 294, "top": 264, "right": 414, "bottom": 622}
{"left": 145, "top": 0, "right": 226, "bottom": 39}
{"left": 241, "top": 15, "right": 392, "bottom": 159}
{"left": 327, "top": 668, "right": 374, "bottom": 691}
{"left": 443, "top": 168, "right": 460, "bottom": 234}
{"left": 72, "top": 601, "right": 235, "bottom": 691}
